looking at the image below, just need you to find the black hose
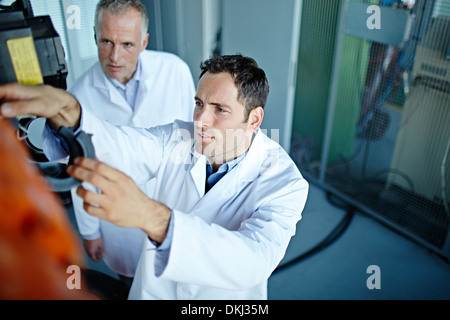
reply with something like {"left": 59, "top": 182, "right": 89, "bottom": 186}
{"left": 273, "top": 205, "right": 355, "bottom": 274}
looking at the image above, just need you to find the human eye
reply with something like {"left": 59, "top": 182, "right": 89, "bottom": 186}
{"left": 195, "top": 100, "right": 203, "bottom": 108}
{"left": 216, "top": 106, "right": 229, "bottom": 114}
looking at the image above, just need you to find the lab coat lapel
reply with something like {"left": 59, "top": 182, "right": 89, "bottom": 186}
{"left": 133, "top": 79, "right": 150, "bottom": 115}
{"left": 189, "top": 148, "right": 207, "bottom": 198}
{"left": 235, "top": 130, "right": 265, "bottom": 183}
{"left": 193, "top": 130, "right": 266, "bottom": 207}
{"left": 92, "top": 64, "right": 130, "bottom": 111}
{"left": 133, "top": 56, "right": 156, "bottom": 116}
{"left": 183, "top": 131, "right": 266, "bottom": 225}
{"left": 215, "top": 130, "right": 265, "bottom": 190}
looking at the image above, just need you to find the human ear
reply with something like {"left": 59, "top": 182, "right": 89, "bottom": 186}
{"left": 248, "top": 107, "right": 264, "bottom": 131}
{"left": 141, "top": 33, "right": 149, "bottom": 51}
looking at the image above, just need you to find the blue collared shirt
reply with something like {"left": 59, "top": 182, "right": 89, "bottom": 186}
{"left": 205, "top": 154, "right": 246, "bottom": 192}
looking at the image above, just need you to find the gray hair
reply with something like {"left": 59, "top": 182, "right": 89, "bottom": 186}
{"left": 95, "top": 0, "right": 149, "bottom": 41}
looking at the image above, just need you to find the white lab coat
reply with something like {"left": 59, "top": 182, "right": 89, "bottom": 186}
{"left": 79, "top": 109, "right": 309, "bottom": 300}
{"left": 69, "top": 50, "right": 195, "bottom": 277}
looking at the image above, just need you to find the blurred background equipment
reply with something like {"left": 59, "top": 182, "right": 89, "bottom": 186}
{"left": 0, "top": 0, "right": 95, "bottom": 201}
{"left": 0, "top": 0, "right": 68, "bottom": 88}
{"left": 290, "top": 0, "right": 450, "bottom": 259}
{"left": 0, "top": 118, "right": 93, "bottom": 299}
{"left": 0, "top": 0, "right": 117, "bottom": 300}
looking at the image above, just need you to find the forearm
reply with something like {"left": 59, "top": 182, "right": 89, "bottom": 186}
{"left": 140, "top": 201, "right": 172, "bottom": 245}
{"left": 159, "top": 178, "right": 307, "bottom": 290}
{"left": 69, "top": 157, "right": 172, "bottom": 245}
{"left": 159, "top": 211, "right": 284, "bottom": 290}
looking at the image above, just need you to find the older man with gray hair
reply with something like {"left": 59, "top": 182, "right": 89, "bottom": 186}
{"left": 69, "top": 0, "right": 195, "bottom": 289}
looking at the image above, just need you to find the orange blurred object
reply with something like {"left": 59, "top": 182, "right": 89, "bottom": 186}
{"left": 0, "top": 118, "right": 95, "bottom": 299}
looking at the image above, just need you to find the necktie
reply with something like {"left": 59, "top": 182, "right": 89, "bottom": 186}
{"left": 205, "top": 163, "right": 228, "bottom": 193}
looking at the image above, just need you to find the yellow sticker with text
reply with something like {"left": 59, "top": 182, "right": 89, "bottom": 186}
{"left": 7, "top": 36, "right": 43, "bottom": 85}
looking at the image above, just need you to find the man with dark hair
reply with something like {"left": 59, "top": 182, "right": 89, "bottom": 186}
{"left": 0, "top": 54, "right": 308, "bottom": 300}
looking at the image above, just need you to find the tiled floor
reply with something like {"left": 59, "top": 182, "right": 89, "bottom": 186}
{"left": 268, "top": 184, "right": 450, "bottom": 300}
{"left": 67, "top": 184, "right": 450, "bottom": 300}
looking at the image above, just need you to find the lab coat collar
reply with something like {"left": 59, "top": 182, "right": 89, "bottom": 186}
{"left": 129, "top": 54, "right": 159, "bottom": 114}
{"left": 91, "top": 63, "right": 127, "bottom": 108}
{"left": 109, "top": 59, "right": 142, "bottom": 92}
{"left": 91, "top": 55, "right": 149, "bottom": 110}
{"left": 188, "top": 129, "right": 266, "bottom": 198}
{"left": 233, "top": 129, "right": 265, "bottom": 183}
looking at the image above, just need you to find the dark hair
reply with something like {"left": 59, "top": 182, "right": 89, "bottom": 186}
{"left": 200, "top": 54, "right": 270, "bottom": 122}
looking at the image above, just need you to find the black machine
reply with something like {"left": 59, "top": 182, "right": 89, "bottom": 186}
{"left": 0, "top": 0, "right": 68, "bottom": 88}
{"left": 0, "top": 0, "right": 95, "bottom": 197}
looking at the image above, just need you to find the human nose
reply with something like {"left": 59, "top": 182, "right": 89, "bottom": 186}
{"left": 110, "top": 45, "right": 120, "bottom": 62}
{"left": 195, "top": 106, "right": 213, "bottom": 127}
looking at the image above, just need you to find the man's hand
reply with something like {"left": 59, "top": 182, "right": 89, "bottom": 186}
{"left": 0, "top": 83, "right": 81, "bottom": 129}
{"left": 83, "top": 238, "right": 106, "bottom": 263}
{"left": 67, "top": 157, "right": 171, "bottom": 244}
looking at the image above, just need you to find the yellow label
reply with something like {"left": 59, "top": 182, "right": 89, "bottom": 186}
{"left": 7, "top": 36, "right": 44, "bottom": 85}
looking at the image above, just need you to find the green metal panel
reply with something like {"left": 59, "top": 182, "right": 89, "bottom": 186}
{"left": 328, "top": 36, "right": 371, "bottom": 164}
{"left": 292, "top": 0, "right": 340, "bottom": 164}
{"left": 292, "top": 0, "right": 372, "bottom": 165}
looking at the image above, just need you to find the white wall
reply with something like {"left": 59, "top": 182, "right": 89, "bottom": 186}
{"left": 143, "top": 0, "right": 221, "bottom": 84}
{"left": 221, "top": 0, "right": 301, "bottom": 151}
{"left": 30, "top": 0, "right": 99, "bottom": 89}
